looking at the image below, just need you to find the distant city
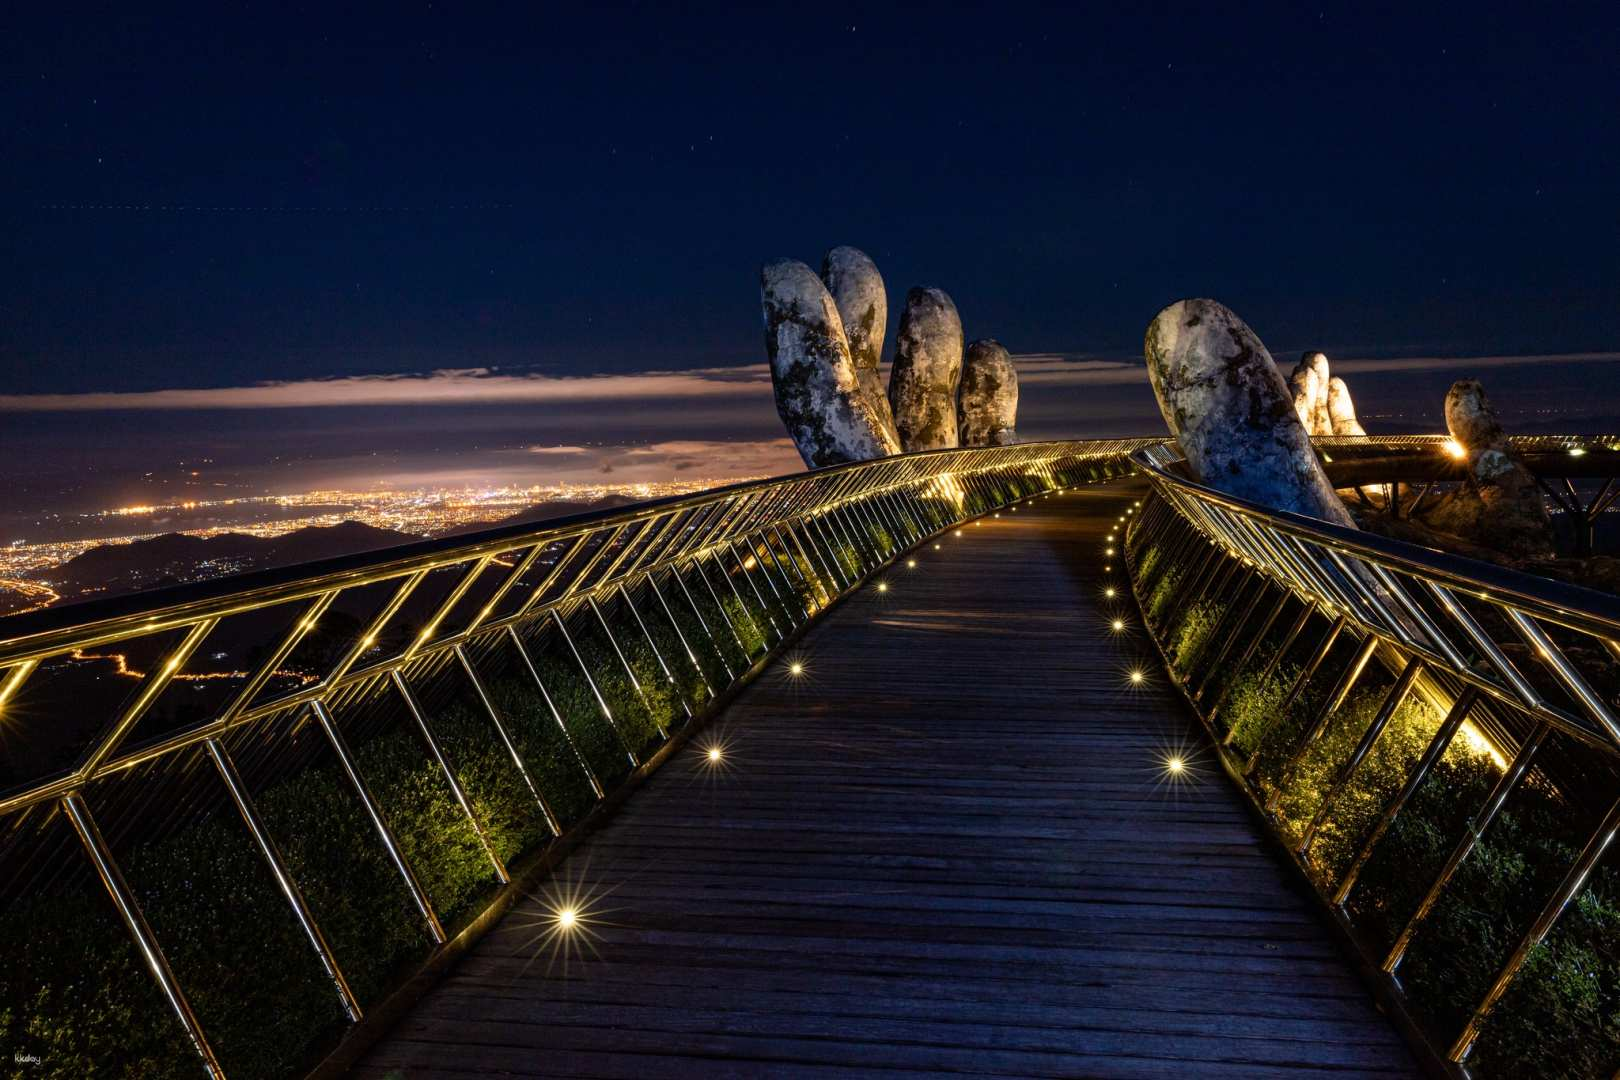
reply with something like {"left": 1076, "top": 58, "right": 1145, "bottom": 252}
{"left": 0, "top": 475, "right": 755, "bottom": 615}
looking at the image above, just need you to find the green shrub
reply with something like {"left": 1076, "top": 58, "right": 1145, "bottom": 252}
{"left": 1219, "top": 664, "right": 1296, "bottom": 754}
{"left": 1167, "top": 599, "right": 1221, "bottom": 675}
{"left": 485, "top": 671, "right": 602, "bottom": 825}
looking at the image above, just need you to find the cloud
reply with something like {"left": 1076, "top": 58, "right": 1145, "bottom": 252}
{"left": 2, "top": 350, "right": 1613, "bottom": 415}
{"left": 0, "top": 364, "right": 773, "bottom": 412}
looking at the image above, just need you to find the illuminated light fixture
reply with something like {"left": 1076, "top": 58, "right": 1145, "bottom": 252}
{"left": 1442, "top": 439, "right": 1466, "bottom": 459}
{"left": 877, "top": 582, "right": 889, "bottom": 593}
{"left": 707, "top": 746, "right": 723, "bottom": 764}
{"left": 1129, "top": 670, "right": 1145, "bottom": 685}
{"left": 1166, "top": 755, "right": 1184, "bottom": 775}
{"left": 1570, "top": 446, "right": 1587, "bottom": 457}
{"left": 954, "top": 530, "right": 963, "bottom": 537}
{"left": 1104, "top": 564, "right": 1112, "bottom": 572}
{"left": 1111, "top": 618, "right": 1125, "bottom": 631}
{"left": 933, "top": 543, "right": 942, "bottom": 550}
{"left": 556, "top": 907, "right": 578, "bottom": 931}
{"left": 1106, "top": 548, "right": 1115, "bottom": 556}
{"left": 907, "top": 559, "right": 917, "bottom": 568}
{"left": 789, "top": 662, "right": 805, "bottom": 676}
{"left": 993, "top": 513, "right": 1001, "bottom": 519}
{"left": 1105, "top": 587, "right": 1116, "bottom": 598}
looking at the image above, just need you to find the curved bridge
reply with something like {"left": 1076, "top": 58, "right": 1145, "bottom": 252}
{"left": 355, "top": 480, "right": 1416, "bottom": 1078}
{"left": 1, "top": 436, "right": 1616, "bottom": 1079}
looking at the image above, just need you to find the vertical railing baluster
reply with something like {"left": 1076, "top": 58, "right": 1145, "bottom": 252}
{"left": 588, "top": 595, "right": 667, "bottom": 739}
{"left": 455, "top": 644, "right": 563, "bottom": 835}
{"left": 551, "top": 610, "right": 639, "bottom": 766}
{"left": 63, "top": 792, "right": 226, "bottom": 1078}
{"left": 391, "top": 670, "right": 509, "bottom": 884}
{"left": 206, "top": 737, "right": 362, "bottom": 1021}
{"left": 506, "top": 625, "right": 605, "bottom": 799}
{"left": 1298, "top": 657, "right": 1425, "bottom": 856}
{"left": 1383, "top": 722, "right": 1552, "bottom": 973}
{"left": 310, "top": 699, "right": 446, "bottom": 942}
{"left": 1448, "top": 792, "right": 1620, "bottom": 1062}
{"left": 616, "top": 582, "right": 693, "bottom": 715}
{"left": 1334, "top": 688, "right": 1478, "bottom": 904}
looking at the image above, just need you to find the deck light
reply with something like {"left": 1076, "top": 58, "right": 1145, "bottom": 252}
{"left": 933, "top": 544, "right": 941, "bottom": 550}
{"left": 907, "top": 559, "right": 917, "bottom": 568}
{"left": 1104, "top": 565, "right": 1112, "bottom": 572}
{"left": 1111, "top": 619, "right": 1125, "bottom": 631}
{"left": 1105, "top": 587, "right": 1116, "bottom": 598}
{"left": 1105, "top": 548, "right": 1115, "bottom": 556}
{"left": 1166, "top": 756, "right": 1184, "bottom": 775}
{"left": 1129, "top": 670, "right": 1145, "bottom": 685}
{"left": 789, "top": 662, "right": 805, "bottom": 676}
{"left": 877, "top": 582, "right": 889, "bottom": 593}
{"left": 556, "top": 907, "right": 578, "bottom": 931}
{"left": 707, "top": 746, "right": 723, "bottom": 764}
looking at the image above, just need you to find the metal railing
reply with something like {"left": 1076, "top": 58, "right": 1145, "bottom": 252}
{"left": 1125, "top": 435, "right": 1620, "bottom": 1073}
{"left": 0, "top": 438, "right": 1148, "bottom": 1078}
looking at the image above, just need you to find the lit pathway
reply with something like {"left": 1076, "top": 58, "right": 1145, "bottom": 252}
{"left": 357, "top": 479, "right": 1417, "bottom": 1078}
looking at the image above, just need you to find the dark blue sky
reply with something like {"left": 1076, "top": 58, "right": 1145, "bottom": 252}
{"left": 3, "top": 3, "right": 1617, "bottom": 396}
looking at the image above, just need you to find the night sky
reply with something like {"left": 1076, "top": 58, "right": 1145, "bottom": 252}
{"left": 5, "top": 4, "right": 1617, "bottom": 399}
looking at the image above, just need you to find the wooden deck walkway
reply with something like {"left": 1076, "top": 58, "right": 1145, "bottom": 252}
{"left": 356, "top": 480, "right": 1417, "bottom": 1079}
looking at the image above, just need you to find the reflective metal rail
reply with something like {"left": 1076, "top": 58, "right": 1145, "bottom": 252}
{"left": 1126, "top": 435, "right": 1620, "bottom": 1074}
{"left": 0, "top": 439, "right": 1147, "bottom": 1078}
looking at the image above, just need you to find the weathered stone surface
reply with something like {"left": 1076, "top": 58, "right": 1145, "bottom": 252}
{"left": 820, "top": 246, "right": 897, "bottom": 443}
{"left": 1144, "top": 300, "right": 1355, "bottom": 527}
{"left": 889, "top": 287, "right": 964, "bottom": 451}
{"left": 1327, "top": 376, "right": 1367, "bottom": 437}
{"left": 1419, "top": 379, "right": 1552, "bottom": 556}
{"left": 760, "top": 259, "right": 901, "bottom": 469}
{"left": 957, "top": 339, "right": 1018, "bottom": 447}
{"left": 1288, "top": 352, "right": 1333, "bottom": 436}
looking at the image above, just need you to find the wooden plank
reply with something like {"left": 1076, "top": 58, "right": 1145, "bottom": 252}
{"left": 358, "top": 481, "right": 1417, "bottom": 1077}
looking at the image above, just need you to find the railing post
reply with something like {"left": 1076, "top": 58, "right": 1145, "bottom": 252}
{"left": 1268, "top": 633, "right": 1382, "bottom": 801}
{"left": 725, "top": 540, "right": 782, "bottom": 643}
{"left": 63, "top": 792, "right": 226, "bottom": 1078}
{"left": 588, "top": 595, "right": 669, "bottom": 739}
{"left": 1383, "top": 722, "right": 1552, "bottom": 973}
{"left": 454, "top": 644, "right": 564, "bottom": 835}
{"left": 206, "top": 736, "right": 362, "bottom": 1021}
{"left": 1241, "top": 613, "right": 1345, "bottom": 769}
{"left": 1334, "top": 688, "right": 1478, "bottom": 904}
{"left": 1194, "top": 577, "right": 1273, "bottom": 704}
{"left": 616, "top": 582, "right": 694, "bottom": 715}
{"left": 310, "top": 699, "right": 446, "bottom": 943}
{"left": 1448, "top": 791, "right": 1620, "bottom": 1063}
{"left": 551, "top": 609, "right": 640, "bottom": 766}
{"left": 643, "top": 574, "right": 718, "bottom": 698}
{"left": 390, "top": 670, "right": 509, "bottom": 885}
{"left": 668, "top": 564, "right": 738, "bottom": 682}
{"left": 506, "top": 625, "right": 606, "bottom": 799}
{"left": 1298, "top": 656, "right": 1425, "bottom": 856}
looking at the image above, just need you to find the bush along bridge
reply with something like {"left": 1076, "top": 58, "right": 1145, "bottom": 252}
{"left": 0, "top": 435, "right": 1616, "bottom": 1078}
